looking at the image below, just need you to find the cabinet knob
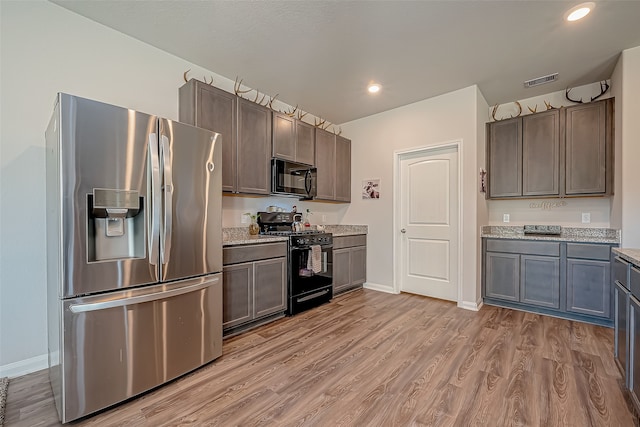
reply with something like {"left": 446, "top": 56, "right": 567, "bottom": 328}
{"left": 401, "top": 229, "right": 406, "bottom": 233}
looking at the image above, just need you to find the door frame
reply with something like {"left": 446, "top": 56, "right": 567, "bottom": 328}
{"left": 392, "top": 140, "right": 463, "bottom": 304}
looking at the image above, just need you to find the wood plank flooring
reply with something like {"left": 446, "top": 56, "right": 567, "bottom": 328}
{"left": 5, "top": 289, "right": 638, "bottom": 426}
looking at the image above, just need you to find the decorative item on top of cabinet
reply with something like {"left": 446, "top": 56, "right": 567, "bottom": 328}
{"left": 485, "top": 97, "right": 613, "bottom": 200}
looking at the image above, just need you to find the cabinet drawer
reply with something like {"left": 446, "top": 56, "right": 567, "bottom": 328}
{"left": 486, "top": 239, "right": 559, "bottom": 256}
{"left": 333, "top": 234, "right": 367, "bottom": 249}
{"left": 223, "top": 242, "right": 287, "bottom": 265}
{"left": 567, "top": 243, "right": 611, "bottom": 261}
{"left": 631, "top": 265, "right": 640, "bottom": 299}
{"left": 614, "top": 257, "right": 630, "bottom": 289}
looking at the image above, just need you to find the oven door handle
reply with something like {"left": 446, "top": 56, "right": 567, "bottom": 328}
{"left": 297, "top": 288, "right": 331, "bottom": 303}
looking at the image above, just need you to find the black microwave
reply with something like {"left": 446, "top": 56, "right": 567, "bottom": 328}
{"left": 272, "top": 159, "right": 317, "bottom": 199}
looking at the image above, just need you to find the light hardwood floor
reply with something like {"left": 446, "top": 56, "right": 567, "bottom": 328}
{"left": 5, "top": 289, "right": 638, "bottom": 426}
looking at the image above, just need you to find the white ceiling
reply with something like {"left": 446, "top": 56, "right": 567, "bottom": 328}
{"left": 51, "top": 1, "right": 640, "bottom": 124}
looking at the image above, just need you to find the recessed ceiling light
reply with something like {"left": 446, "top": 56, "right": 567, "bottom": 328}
{"left": 565, "top": 2, "right": 595, "bottom": 22}
{"left": 367, "top": 83, "right": 381, "bottom": 94}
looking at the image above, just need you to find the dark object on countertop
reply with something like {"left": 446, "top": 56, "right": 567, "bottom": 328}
{"left": 524, "top": 225, "right": 562, "bottom": 235}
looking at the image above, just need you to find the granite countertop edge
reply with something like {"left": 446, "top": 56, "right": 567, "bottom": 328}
{"left": 223, "top": 225, "right": 368, "bottom": 246}
{"left": 612, "top": 248, "right": 640, "bottom": 265}
{"left": 481, "top": 226, "right": 620, "bottom": 245}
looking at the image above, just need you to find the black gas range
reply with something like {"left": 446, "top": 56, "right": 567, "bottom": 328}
{"left": 257, "top": 212, "right": 333, "bottom": 315}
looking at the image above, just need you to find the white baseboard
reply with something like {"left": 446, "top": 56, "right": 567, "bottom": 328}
{"left": 458, "top": 299, "right": 483, "bottom": 311}
{"left": 363, "top": 282, "right": 397, "bottom": 294}
{"left": 0, "top": 354, "right": 48, "bottom": 378}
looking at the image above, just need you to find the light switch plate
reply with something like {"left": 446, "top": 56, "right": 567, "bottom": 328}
{"left": 503, "top": 214, "right": 510, "bottom": 223}
{"left": 241, "top": 214, "right": 249, "bottom": 224}
{"left": 582, "top": 212, "right": 591, "bottom": 224}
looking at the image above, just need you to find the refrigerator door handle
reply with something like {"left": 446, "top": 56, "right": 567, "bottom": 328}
{"left": 148, "top": 134, "right": 161, "bottom": 266}
{"left": 69, "top": 276, "right": 220, "bottom": 313}
{"left": 160, "top": 133, "right": 173, "bottom": 266}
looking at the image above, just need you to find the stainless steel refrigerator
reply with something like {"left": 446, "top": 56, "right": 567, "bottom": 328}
{"left": 45, "top": 93, "right": 223, "bottom": 423}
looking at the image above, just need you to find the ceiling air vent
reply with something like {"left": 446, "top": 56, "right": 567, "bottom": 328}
{"left": 524, "top": 73, "right": 559, "bottom": 88}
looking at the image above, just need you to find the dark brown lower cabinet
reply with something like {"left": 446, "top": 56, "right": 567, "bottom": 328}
{"left": 333, "top": 235, "right": 366, "bottom": 295}
{"left": 222, "top": 242, "right": 287, "bottom": 336}
{"left": 629, "top": 295, "right": 640, "bottom": 410}
{"left": 483, "top": 239, "right": 615, "bottom": 326}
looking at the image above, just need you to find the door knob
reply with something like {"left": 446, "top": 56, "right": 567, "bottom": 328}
{"left": 401, "top": 229, "right": 406, "bottom": 233}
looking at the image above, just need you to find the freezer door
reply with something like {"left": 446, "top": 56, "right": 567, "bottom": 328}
{"left": 57, "top": 273, "right": 222, "bottom": 423}
{"left": 50, "top": 94, "right": 160, "bottom": 298}
{"left": 159, "top": 119, "right": 222, "bottom": 282}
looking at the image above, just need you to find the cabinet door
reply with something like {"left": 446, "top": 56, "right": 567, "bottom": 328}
{"left": 237, "top": 98, "right": 271, "bottom": 195}
{"left": 615, "top": 282, "right": 630, "bottom": 384}
{"left": 333, "top": 248, "right": 351, "bottom": 294}
{"left": 485, "top": 252, "right": 520, "bottom": 301}
{"left": 520, "top": 255, "right": 560, "bottom": 309}
{"left": 222, "top": 262, "right": 253, "bottom": 329}
{"left": 350, "top": 246, "right": 367, "bottom": 286}
{"left": 629, "top": 296, "right": 640, "bottom": 408}
{"left": 335, "top": 135, "right": 351, "bottom": 202}
{"left": 565, "top": 100, "right": 607, "bottom": 195}
{"left": 315, "top": 128, "right": 336, "bottom": 200}
{"left": 522, "top": 110, "right": 559, "bottom": 196}
{"left": 179, "top": 81, "right": 237, "bottom": 192}
{"left": 272, "top": 112, "right": 296, "bottom": 161}
{"left": 487, "top": 118, "right": 522, "bottom": 198}
{"left": 253, "top": 257, "right": 287, "bottom": 318}
{"left": 296, "top": 120, "right": 315, "bottom": 166}
{"left": 566, "top": 258, "right": 611, "bottom": 318}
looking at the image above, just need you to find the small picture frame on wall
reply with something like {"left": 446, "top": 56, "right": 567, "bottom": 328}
{"left": 362, "top": 179, "right": 380, "bottom": 199}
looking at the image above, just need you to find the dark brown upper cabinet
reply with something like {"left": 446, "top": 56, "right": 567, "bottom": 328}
{"left": 486, "top": 97, "right": 613, "bottom": 199}
{"left": 565, "top": 100, "right": 611, "bottom": 195}
{"left": 272, "top": 112, "right": 315, "bottom": 166}
{"left": 179, "top": 80, "right": 237, "bottom": 192}
{"left": 179, "top": 79, "right": 271, "bottom": 195}
{"left": 315, "top": 128, "right": 351, "bottom": 203}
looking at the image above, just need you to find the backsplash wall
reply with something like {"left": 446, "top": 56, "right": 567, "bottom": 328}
{"left": 222, "top": 195, "right": 349, "bottom": 227}
{"left": 487, "top": 197, "right": 611, "bottom": 227}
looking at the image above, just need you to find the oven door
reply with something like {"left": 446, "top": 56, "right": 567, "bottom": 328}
{"left": 290, "top": 245, "right": 332, "bottom": 296}
{"left": 272, "top": 159, "right": 317, "bottom": 198}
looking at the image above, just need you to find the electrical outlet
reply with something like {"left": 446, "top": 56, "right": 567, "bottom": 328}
{"left": 503, "top": 214, "right": 510, "bottom": 223}
{"left": 582, "top": 212, "right": 591, "bottom": 224}
{"left": 241, "top": 214, "right": 249, "bottom": 224}
{"left": 322, "top": 214, "right": 327, "bottom": 223}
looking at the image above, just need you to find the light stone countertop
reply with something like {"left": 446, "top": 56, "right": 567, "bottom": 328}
{"left": 481, "top": 226, "right": 620, "bottom": 244}
{"left": 223, "top": 227, "right": 288, "bottom": 246}
{"left": 223, "top": 225, "right": 368, "bottom": 246}
{"left": 612, "top": 248, "right": 640, "bottom": 266}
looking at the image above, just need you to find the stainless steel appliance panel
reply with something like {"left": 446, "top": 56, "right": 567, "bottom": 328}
{"left": 59, "top": 273, "right": 222, "bottom": 423}
{"left": 56, "top": 94, "right": 159, "bottom": 298}
{"left": 159, "top": 119, "right": 222, "bottom": 282}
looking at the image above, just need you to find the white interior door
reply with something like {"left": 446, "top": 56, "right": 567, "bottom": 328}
{"left": 399, "top": 146, "right": 459, "bottom": 301}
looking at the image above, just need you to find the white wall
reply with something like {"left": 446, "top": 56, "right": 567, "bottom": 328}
{"left": 0, "top": 1, "right": 362, "bottom": 375}
{"left": 610, "top": 54, "right": 623, "bottom": 231}
{"left": 617, "top": 46, "right": 640, "bottom": 247}
{"left": 222, "top": 196, "right": 348, "bottom": 227}
{"left": 340, "top": 86, "right": 483, "bottom": 308}
{"left": 475, "top": 87, "right": 489, "bottom": 301}
{"left": 0, "top": 1, "right": 244, "bottom": 375}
